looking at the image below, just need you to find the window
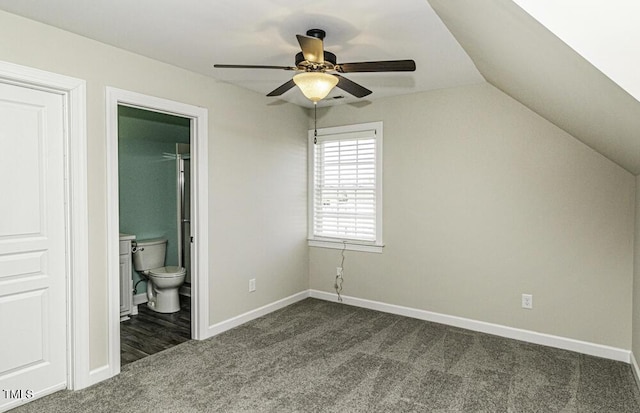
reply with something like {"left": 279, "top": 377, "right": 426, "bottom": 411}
{"left": 308, "top": 121, "right": 383, "bottom": 253}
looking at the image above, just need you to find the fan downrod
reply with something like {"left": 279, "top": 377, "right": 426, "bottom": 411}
{"left": 306, "top": 29, "right": 326, "bottom": 40}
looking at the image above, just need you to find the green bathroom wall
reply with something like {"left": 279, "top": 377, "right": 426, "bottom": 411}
{"left": 118, "top": 106, "right": 190, "bottom": 294}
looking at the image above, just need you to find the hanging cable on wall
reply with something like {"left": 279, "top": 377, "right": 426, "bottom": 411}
{"left": 133, "top": 279, "right": 145, "bottom": 295}
{"left": 335, "top": 241, "right": 347, "bottom": 302}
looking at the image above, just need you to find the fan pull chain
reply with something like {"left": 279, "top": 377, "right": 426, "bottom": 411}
{"left": 313, "top": 102, "right": 317, "bottom": 144}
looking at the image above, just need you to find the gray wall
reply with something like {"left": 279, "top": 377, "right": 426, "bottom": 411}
{"left": 309, "top": 83, "right": 635, "bottom": 349}
{"left": 0, "top": 10, "right": 309, "bottom": 370}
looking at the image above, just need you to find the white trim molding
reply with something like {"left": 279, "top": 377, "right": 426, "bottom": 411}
{"left": 631, "top": 352, "right": 640, "bottom": 389}
{"left": 104, "top": 285, "right": 638, "bottom": 376}
{"left": 202, "top": 289, "right": 631, "bottom": 365}
{"left": 88, "top": 365, "right": 112, "bottom": 387}
{"left": 104, "top": 87, "right": 209, "bottom": 384}
{"left": 206, "top": 291, "right": 309, "bottom": 338}
{"left": 308, "top": 239, "right": 384, "bottom": 254}
{"left": 133, "top": 293, "right": 148, "bottom": 306}
{"left": 309, "top": 289, "right": 631, "bottom": 363}
{"left": 0, "top": 60, "right": 90, "bottom": 391}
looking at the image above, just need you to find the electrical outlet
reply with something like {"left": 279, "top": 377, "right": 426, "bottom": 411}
{"left": 521, "top": 293, "right": 533, "bottom": 309}
{"left": 336, "top": 267, "right": 343, "bottom": 276}
{"left": 249, "top": 278, "right": 256, "bottom": 293}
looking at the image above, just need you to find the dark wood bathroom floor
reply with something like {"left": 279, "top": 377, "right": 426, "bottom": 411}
{"left": 120, "top": 295, "right": 191, "bottom": 366}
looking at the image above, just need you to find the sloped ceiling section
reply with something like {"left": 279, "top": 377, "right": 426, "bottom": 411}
{"left": 428, "top": 0, "right": 640, "bottom": 175}
{"left": 514, "top": 0, "right": 640, "bottom": 104}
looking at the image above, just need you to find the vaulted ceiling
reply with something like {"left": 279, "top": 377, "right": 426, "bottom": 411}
{"left": 1, "top": 0, "right": 639, "bottom": 173}
{"left": 428, "top": 0, "right": 640, "bottom": 174}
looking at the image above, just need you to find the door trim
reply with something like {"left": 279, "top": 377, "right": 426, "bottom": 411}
{"left": 0, "top": 60, "right": 90, "bottom": 390}
{"left": 105, "top": 87, "right": 209, "bottom": 380}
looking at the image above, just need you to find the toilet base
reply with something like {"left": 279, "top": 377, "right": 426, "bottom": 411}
{"left": 146, "top": 287, "right": 181, "bottom": 313}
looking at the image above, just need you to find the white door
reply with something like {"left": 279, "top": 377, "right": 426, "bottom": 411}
{"left": 0, "top": 82, "right": 67, "bottom": 410}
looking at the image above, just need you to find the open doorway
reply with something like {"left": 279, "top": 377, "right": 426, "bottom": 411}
{"left": 117, "top": 106, "right": 192, "bottom": 365}
{"left": 105, "top": 88, "right": 209, "bottom": 381}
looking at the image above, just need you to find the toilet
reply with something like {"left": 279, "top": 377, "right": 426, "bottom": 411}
{"left": 131, "top": 238, "right": 186, "bottom": 313}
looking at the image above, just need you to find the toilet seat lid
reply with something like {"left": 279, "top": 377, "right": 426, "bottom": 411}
{"left": 148, "top": 266, "right": 186, "bottom": 278}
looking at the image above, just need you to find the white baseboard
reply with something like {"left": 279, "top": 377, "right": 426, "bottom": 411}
{"left": 87, "top": 365, "right": 112, "bottom": 386}
{"left": 631, "top": 352, "right": 640, "bottom": 388}
{"left": 133, "top": 293, "right": 147, "bottom": 306}
{"left": 84, "top": 289, "right": 636, "bottom": 392}
{"left": 309, "top": 289, "right": 631, "bottom": 363}
{"left": 205, "top": 290, "right": 309, "bottom": 338}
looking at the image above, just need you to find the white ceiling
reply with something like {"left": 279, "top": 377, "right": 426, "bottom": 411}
{"left": 2, "top": 0, "right": 640, "bottom": 173}
{"left": 0, "top": 0, "right": 484, "bottom": 107}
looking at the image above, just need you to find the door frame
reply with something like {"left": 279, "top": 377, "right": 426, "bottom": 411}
{"left": 105, "top": 88, "right": 209, "bottom": 378}
{"left": 0, "top": 61, "right": 90, "bottom": 390}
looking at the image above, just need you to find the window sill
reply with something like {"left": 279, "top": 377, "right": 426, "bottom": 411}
{"left": 308, "top": 239, "right": 384, "bottom": 254}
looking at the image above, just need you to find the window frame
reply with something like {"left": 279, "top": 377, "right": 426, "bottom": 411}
{"left": 307, "top": 121, "right": 384, "bottom": 253}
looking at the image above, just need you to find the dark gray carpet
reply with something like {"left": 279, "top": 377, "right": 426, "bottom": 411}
{"left": 11, "top": 298, "right": 640, "bottom": 412}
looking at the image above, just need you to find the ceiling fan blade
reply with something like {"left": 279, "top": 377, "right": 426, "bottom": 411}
{"left": 214, "top": 64, "right": 297, "bottom": 70}
{"left": 296, "top": 35, "right": 324, "bottom": 64}
{"left": 336, "top": 60, "right": 416, "bottom": 73}
{"left": 334, "top": 74, "right": 372, "bottom": 98}
{"left": 267, "top": 79, "right": 297, "bottom": 97}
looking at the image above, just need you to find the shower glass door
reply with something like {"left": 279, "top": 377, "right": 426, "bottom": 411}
{"left": 176, "top": 144, "right": 191, "bottom": 286}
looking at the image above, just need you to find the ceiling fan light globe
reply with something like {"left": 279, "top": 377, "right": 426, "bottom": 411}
{"left": 293, "top": 72, "right": 338, "bottom": 102}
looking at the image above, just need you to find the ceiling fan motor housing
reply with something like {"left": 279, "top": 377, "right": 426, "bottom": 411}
{"left": 295, "top": 51, "right": 337, "bottom": 70}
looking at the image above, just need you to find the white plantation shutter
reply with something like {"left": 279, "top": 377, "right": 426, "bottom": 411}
{"left": 309, "top": 122, "right": 383, "bottom": 249}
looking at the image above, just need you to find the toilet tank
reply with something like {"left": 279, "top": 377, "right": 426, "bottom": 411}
{"left": 132, "top": 238, "right": 167, "bottom": 271}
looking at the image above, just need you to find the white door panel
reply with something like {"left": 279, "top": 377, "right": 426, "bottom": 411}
{"left": 0, "top": 97, "right": 45, "bottom": 238}
{"left": 0, "top": 289, "right": 48, "bottom": 375}
{"left": 0, "top": 82, "right": 67, "bottom": 410}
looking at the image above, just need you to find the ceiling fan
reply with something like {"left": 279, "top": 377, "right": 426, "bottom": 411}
{"left": 214, "top": 29, "right": 416, "bottom": 103}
